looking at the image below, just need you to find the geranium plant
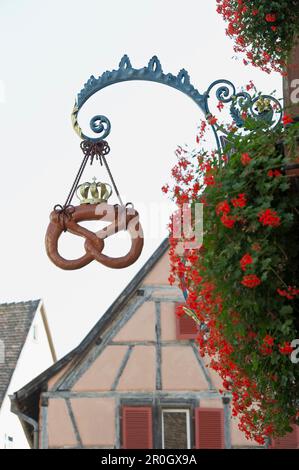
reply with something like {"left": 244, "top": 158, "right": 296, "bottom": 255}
{"left": 165, "top": 116, "right": 299, "bottom": 443}
{"left": 216, "top": 0, "right": 299, "bottom": 74}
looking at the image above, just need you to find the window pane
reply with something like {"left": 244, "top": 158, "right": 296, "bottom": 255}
{"left": 163, "top": 411, "right": 188, "bottom": 449}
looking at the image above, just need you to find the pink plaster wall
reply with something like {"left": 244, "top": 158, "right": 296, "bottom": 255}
{"left": 113, "top": 302, "right": 156, "bottom": 342}
{"left": 162, "top": 346, "right": 209, "bottom": 391}
{"left": 116, "top": 345, "right": 156, "bottom": 391}
{"left": 47, "top": 364, "right": 70, "bottom": 390}
{"left": 72, "top": 345, "right": 128, "bottom": 391}
{"left": 143, "top": 252, "right": 171, "bottom": 285}
{"left": 160, "top": 302, "right": 177, "bottom": 341}
{"left": 47, "top": 399, "right": 77, "bottom": 448}
{"left": 200, "top": 398, "right": 223, "bottom": 408}
{"left": 71, "top": 398, "right": 115, "bottom": 447}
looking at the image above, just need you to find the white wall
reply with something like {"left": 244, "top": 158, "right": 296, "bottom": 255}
{"left": 0, "top": 304, "right": 55, "bottom": 449}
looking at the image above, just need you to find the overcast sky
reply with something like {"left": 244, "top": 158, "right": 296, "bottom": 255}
{"left": 0, "top": 0, "right": 282, "bottom": 357}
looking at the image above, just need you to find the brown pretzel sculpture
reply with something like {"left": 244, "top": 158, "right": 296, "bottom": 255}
{"left": 45, "top": 203, "right": 144, "bottom": 270}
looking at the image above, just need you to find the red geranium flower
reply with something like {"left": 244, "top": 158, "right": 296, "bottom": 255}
{"left": 265, "top": 13, "right": 276, "bottom": 23}
{"left": 277, "top": 286, "right": 299, "bottom": 300}
{"left": 208, "top": 115, "right": 218, "bottom": 126}
{"left": 260, "top": 344, "right": 273, "bottom": 356}
{"left": 263, "top": 335, "right": 274, "bottom": 347}
{"left": 241, "top": 153, "right": 251, "bottom": 165}
{"left": 282, "top": 114, "right": 294, "bottom": 125}
{"left": 221, "top": 214, "right": 236, "bottom": 229}
{"left": 175, "top": 304, "right": 185, "bottom": 317}
{"left": 246, "top": 80, "right": 255, "bottom": 91}
{"left": 241, "top": 274, "right": 261, "bottom": 288}
{"left": 268, "top": 169, "right": 282, "bottom": 177}
{"left": 204, "top": 174, "right": 215, "bottom": 186}
{"left": 216, "top": 200, "right": 230, "bottom": 215}
{"left": 258, "top": 209, "right": 281, "bottom": 227}
{"left": 232, "top": 193, "right": 247, "bottom": 208}
{"left": 240, "top": 253, "right": 253, "bottom": 271}
{"left": 278, "top": 342, "right": 293, "bottom": 355}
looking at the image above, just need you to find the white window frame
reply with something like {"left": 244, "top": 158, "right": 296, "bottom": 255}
{"left": 161, "top": 408, "right": 191, "bottom": 449}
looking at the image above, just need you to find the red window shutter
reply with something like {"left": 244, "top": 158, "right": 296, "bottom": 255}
{"left": 272, "top": 425, "right": 299, "bottom": 449}
{"left": 122, "top": 406, "right": 153, "bottom": 449}
{"left": 176, "top": 314, "right": 198, "bottom": 339}
{"left": 195, "top": 408, "right": 225, "bottom": 449}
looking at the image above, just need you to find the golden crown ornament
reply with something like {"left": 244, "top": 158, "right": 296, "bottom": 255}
{"left": 76, "top": 177, "right": 112, "bottom": 204}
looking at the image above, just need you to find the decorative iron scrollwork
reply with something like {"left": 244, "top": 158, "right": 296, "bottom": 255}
{"left": 72, "top": 56, "right": 283, "bottom": 150}
{"left": 203, "top": 79, "right": 283, "bottom": 134}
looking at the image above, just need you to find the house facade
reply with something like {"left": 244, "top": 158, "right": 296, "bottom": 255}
{"left": 0, "top": 300, "right": 56, "bottom": 449}
{"left": 11, "top": 240, "right": 299, "bottom": 449}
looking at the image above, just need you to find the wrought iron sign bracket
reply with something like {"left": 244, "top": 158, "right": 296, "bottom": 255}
{"left": 72, "top": 55, "right": 283, "bottom": 152}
